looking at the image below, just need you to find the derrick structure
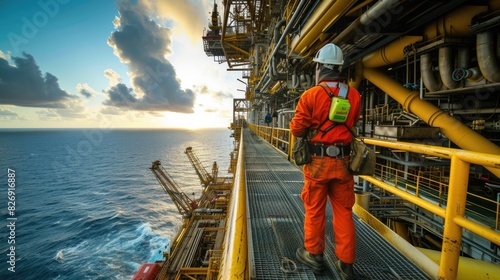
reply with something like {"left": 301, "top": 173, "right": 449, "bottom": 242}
{"left": 185, "top": 146, "right": 216, "bottom": 187}
{"left": 150, "top": 160, "right": 194, "bottom": 218}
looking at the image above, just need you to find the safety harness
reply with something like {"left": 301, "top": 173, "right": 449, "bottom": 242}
{"left": 317, "top": 82, "right": 350, "bottom": 135}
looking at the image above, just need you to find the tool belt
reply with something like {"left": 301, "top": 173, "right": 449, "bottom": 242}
{"left": 309, "top": 143, "right": 350, "bottom": 157}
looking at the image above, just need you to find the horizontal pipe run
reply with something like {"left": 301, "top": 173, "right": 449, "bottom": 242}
{"left": 362, "top": 36, "right": 422, "bottom": 68}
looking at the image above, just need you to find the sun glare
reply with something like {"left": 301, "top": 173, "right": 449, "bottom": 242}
{"left": 161, "top": 111, "right": 228, "bottom": 130}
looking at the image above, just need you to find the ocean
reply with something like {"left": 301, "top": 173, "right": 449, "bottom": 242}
{"left": 0, "top": 128, "right": 234, "bottom": 279}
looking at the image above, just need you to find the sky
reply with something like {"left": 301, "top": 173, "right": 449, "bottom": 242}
{"left": 0, "top": 0, "right": 243, "bottom": 129}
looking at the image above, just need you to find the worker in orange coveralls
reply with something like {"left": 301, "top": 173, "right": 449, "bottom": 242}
{"left": 291, "top": 43, "right": 361, "bottom": 280}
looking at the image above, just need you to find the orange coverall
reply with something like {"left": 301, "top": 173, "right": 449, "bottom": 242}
{"left": 290, "top": 80, "right": 361, "bottom": 264}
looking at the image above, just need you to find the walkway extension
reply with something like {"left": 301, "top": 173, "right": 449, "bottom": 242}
{"left": 243, "top": 128, "right": 430, "bottom": 279}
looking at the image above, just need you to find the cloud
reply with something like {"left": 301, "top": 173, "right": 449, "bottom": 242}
{"left": 0, "top": 53, "right": 76, "bottom": 108}
{"left": 104, "top": 0, "right": 195, "bottom": 113}
{"left": 77, "top": 83, "right": 100, "bottom": 98}
{"left": 100, "top": 106, "right": 125, "bottom": 115}
{"left": 103, "top": 83, "right": 138, "bottom": 108}
{"left": 104, "top": 69, "right": 121, "bottom": 85}
{"left": 0, "top": 50, "right": 10, "bottom": 60}
{"left": 35, "top": 99, "right": 88, "bottom": 120}
{"left": 0, "top": 107, "right": 23, "bottom": 120}
{"left": 195, "top": 84, "right": 233, "bottom": 101}
{"left": 0, "top": 108, "right": 17, "bottom": 117}
{"left": 140, "top": 0, "right": 209, "bottom": 42}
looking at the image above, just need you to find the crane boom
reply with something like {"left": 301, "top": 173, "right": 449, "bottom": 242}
{"left": 150, "top": 160, "right": 194, "bottom": 218}
{"left": 184, "top": 147, "right": 215, "bottom": 187}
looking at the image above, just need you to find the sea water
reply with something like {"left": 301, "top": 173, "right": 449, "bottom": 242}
{"left": 0, "top": 128, "right": 234, "bottom": 279}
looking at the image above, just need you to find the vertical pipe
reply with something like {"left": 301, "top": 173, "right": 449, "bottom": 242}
{"left": 439, "top": 156, "right": 469, "bottom": 280}
{"left": 439, "top": 47, "right": 460, "bottom": 89}
{"left": 477, "top": 31, "right": 500, "bottom": 82}
{"left": 421, "top": 53, "right": 445, "bottom": 92}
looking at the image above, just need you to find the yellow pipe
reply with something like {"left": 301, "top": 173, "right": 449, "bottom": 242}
{"left": 361, "top": 36, "right": 422, "bottom": 68}
{"left": 348, "top": 61, "right": 364, "bottom": 89}
{"left": 423, "top": 6, "right": 488, "bottom": 40}
{"left": 269, "top": 81, "right": 281, "bottom": 94}
{"left": 219, "top": 129, "right": 247, "bottom": 279}
{"left": 290, "top": 0, "right": 356, "bottom": 56}
{"left": 418, "top": 248, "right": 500, "bottom": 280}
{"left": 439, "top": 157, "right": 469, "bottom": 280}
{"left": 362, "top": 68, "right": 500, "bottom": 178}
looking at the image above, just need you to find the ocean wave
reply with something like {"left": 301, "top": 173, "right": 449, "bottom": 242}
{"left": 0, "top": 129, "right": 232, "bottom": 279}
{"left": 51, "top": 221, "right": 169, "bottom": 278}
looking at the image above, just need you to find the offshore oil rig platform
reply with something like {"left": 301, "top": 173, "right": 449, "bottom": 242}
{"left": 133, "top": 1, "right": 500, "bottom": 279}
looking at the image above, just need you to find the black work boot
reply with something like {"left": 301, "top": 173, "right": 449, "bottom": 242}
{"left": 295, "top": 247, "right": 324, "bottom": 274}
{"left": 336, "top": 260, "right": 354, "bottom": 280}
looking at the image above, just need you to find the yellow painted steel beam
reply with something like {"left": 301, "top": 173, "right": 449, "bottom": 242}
{"left": 290, "top": 0, "right": 356, "bottom": 56}
{"left": 417, "top": 248, "right": 500, "bottom": 280}
{"left": 361, "top": 36, "right": 422, "bottom": 68}
{"left": 219, "top": 129, "right": 248, "bottom": 280}
{"left": 353, "top": 203, "right": 439, "bottom": 279}
{"left": 223, "top": 41, "right": 250, "bottom": 57}
{"left": 362, "top": 68, "right": 500, "bottom": 179}
{"left": 175, "top": 267, "right": 208, "bottom": 280}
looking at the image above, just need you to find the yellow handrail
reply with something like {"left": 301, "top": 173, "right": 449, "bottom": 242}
{"left": 219, "top": 128, "right": 248, "bottom": 279}
{"left": 246, "top": 123, "right": 500, "bottom": 280}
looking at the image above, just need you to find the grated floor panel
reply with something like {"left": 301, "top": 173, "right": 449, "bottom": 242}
{"left": 243, "top": 128, "right": 431, "bottom": 280}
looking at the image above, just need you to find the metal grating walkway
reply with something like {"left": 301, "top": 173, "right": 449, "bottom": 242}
{"left": 243, "top": 128, "right": 431, "bottom": 280}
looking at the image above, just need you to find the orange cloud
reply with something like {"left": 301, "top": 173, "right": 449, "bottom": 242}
{"left": 140, "top": 0, "right": 210, "bottom": 43}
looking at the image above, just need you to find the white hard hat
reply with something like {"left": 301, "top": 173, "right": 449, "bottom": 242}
{"left": 313, "top": 43, "right": 344, "bottom": 65}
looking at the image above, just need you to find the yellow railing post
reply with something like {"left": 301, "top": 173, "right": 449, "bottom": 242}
{"left": 439, "top": 156, "right": 469, "bottom": 280}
